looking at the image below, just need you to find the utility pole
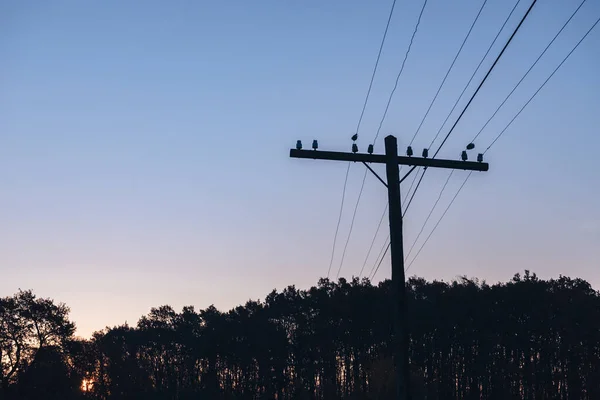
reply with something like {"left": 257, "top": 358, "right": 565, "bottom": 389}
{"left": 290, "top": 135, "right": 488, "bottom": 400}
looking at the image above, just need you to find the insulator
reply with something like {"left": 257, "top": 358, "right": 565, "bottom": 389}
{"left": 466, "top": 143, "right": 475, "bottom": 150}
{"left": 351, "top": 133, "right": 358, "bottom": 141}
{"left": 312, "top": 140, "right": 318, "bottom": 150}
{"left": 352, "top": 143, "right": 358, "bottom": 153}
{"left": 406, "top": 146, "right": 413, "bottom": 157}
{"left": 422, "top": 148, "right": 429, "bottom": 158}
{"left": 477, "top": 153, "right": 483, "bottom": 163}
{"left": 367, "top": 144, "right": 374, "bottom": 154}
{"left": 461, "top": 150, "right": 468, "bottom": 161}
{"left": 296, "top": 140, "right": 302, "bottom": 150}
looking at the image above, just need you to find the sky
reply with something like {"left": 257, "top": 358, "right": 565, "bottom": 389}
{"left": 1, "top": 0, "right": 599, "bottom": 338}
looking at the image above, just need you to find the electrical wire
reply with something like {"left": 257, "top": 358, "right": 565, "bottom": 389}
{"left": 356, "top": 0, "right": 398, "bottom": 135}
{"left": 368, "top": 233, "right": 389, "bottom": 279}
{"left": 367, "top": 162, "right": 423, "bottom": 279}
{"left": 427, "top": 0, "right": 523, "bottom": 149}
{"left": 327, "top": 0, "right": 397, "bottom": 278}
{"left": 370, "top": 240, "right": 391, "bottom": 280}
{"left": 402, "top": 0, "right": 523, "bottom": 221}
{"left": 336, "top": 168, "right": 368, "bottom": 278}
{"left": 432, "top": 0, "right": 538, "bottom": 157}
{"left": 405, "top": 171, "right": 473, "bottom": 273}
{"left": 403, "top": 167, "right": 427, "bottom": 216}
{"left": 362, "top": 162, "right": 421, "bottom": 279}
{"left": 404, "top": 170, "right": 454, "bottom": 262}
{"left": 484, "top": 13, "right": 600, "bottom": 153}
{"left": 409, "top": 0, "right": 489, "bottom": 146}
{"left": 327, "top": 163, "right": 350, "bottom": 278}
{"left": 337, "top": 0, "right": 428, "bottom": 278}
{"left": 404, "top": 7, "right": 600, "bottom": 272}
{"left": 397, "top": 0, "right": 518, "bottom": 253}
{"left": 373, "top": 0, "right": 429, "bottom": 147}
{"left": 403, "top": 168, "right": 421, "bottom": 205}
{"left": 403, "top": 0, "right": 538, "bottom": 216}
{"left": 470, "top": 0, "right": 588, "bottom": 144}
{"left": 359, "top": 203, "right": 388, "bottom": 277}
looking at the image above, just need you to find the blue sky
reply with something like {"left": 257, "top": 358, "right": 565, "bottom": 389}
{"left": 1, "top": 0, "right": 599, "bottom": 337}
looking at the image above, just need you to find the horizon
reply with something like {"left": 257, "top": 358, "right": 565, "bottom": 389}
{"left": 13, "top": 270, "right": 599, "bottom": 339}
{"left": 2, "top": 0, "right": 599, "bottom": 339}
{"left": 4, "top": 272, "right": 598, "bottom": 399}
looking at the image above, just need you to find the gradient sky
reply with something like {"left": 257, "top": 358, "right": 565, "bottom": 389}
{"left": 1, "top": 0, "right": 599, "bottom": 338}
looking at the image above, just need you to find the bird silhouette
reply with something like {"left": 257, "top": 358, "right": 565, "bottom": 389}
{"left": 351, "top": 133, "right": 358, "bottom": 141}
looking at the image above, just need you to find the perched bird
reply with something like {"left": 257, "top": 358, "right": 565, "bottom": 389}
{"left": 351, "top": 133, "right": 358, "bottom": 141}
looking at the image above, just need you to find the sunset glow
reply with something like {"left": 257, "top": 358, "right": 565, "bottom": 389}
{"left": 81, "top": 378, "right": 94, "bottom": 392}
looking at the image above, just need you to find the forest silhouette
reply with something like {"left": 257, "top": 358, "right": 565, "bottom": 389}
{"left": 1, "top": 271, "right": 599, "bottom": 399}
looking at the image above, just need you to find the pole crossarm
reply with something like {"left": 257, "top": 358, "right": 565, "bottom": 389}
{"left": 290, "top": 149, "right": 489, "bottom": 172}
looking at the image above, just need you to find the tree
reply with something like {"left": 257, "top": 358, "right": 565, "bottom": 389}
{"left": 3, "top": 272, "right": 600, "bottom": 399}
{"left": 0, "top": 290, "right": 75, "bottom": 395}
{"left": 16, "top": 345, "right": 81, "bottom": 400}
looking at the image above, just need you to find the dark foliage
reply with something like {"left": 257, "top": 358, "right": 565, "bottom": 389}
{"left": 2, "top": 271, "right": 599, "bottom": 399}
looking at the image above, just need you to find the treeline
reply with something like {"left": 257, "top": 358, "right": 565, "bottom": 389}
{"left": 1, "top": 271, "right": 599, "bottom": 399}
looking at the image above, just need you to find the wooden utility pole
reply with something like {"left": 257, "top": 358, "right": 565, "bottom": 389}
{"left": 384, "top": 135, "right": 411, "bottom": 399}
{"left": 290, "top": 134, "right": 489, "bottom": 399}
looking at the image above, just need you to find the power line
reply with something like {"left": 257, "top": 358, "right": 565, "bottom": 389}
{"left": 403, "top": 0, "right": 539, "bottom": 216}
{"left": 404, "top": 6, "right": 599, "bottom": 275}
{"left": 327, "top": 0, "right": 397, "bottom": 278}
{"left": 368, "top": 233, "right": 389, "bottom": 280}
{"left": 402, "top": 0, "right": 524, "bottom": 218}
{"left": 362, "top": 159, "right": 420, "bottom": 279}
{"left": 471, "top": 0, "right": 588, "bottom": 144}
{"left": 355, "top": 0, "right": 399, "bottom": 135}
{"left": 405, "top": 171, "right": 473, "bottom": 272}
{"left": 373, "top": 0, "right": 429, "bottom": 147}
{"left": 337, "top": 0, "right": 428, "bottom": 278}
{"left": 327, "top": 163, "right": 350, "bottom": 278}
{"left": 484, "top": 13, "right": 600, "bottom": 153}
{"left": 397, "top": 0, "right": 521, "bottom": 260}
{"left": 370, "top": 240, "right": 391, "bottom": 280}
{"left": 409, "top": 0, "right": 489, "bottom": 146}
{"left": 336, "top": 169, "right": 368, "bottom": 278}
{"left": 427, "top": 0, "right": 523, "bottom": 149}
{"left": 404, "top": 170, "right": 454, "bottom": 262}
{"left": 432, "top": 0, "right": 538, "bottom": 157}
{"left": 403, "top": 168, "right": 426, "bottom": 217}
{"left": 402, "top": 167, "right": 421, "bottom": 206}
{"left": 359, "top": 203, "right": 388, "bottom": 277}
{"left": 362, "top": 164, "right": 422, "bottom": 278}
{"left": 370, "top": 157, "right": 431, "bottom": 277}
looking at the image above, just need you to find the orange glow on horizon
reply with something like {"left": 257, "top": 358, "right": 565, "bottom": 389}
{"left": 81, "top": 378, "right": 94, "bottom": 392}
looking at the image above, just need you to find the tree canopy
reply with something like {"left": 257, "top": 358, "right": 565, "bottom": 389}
{"left": 1, "top": 271, "right": 599, "bottom": 399}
